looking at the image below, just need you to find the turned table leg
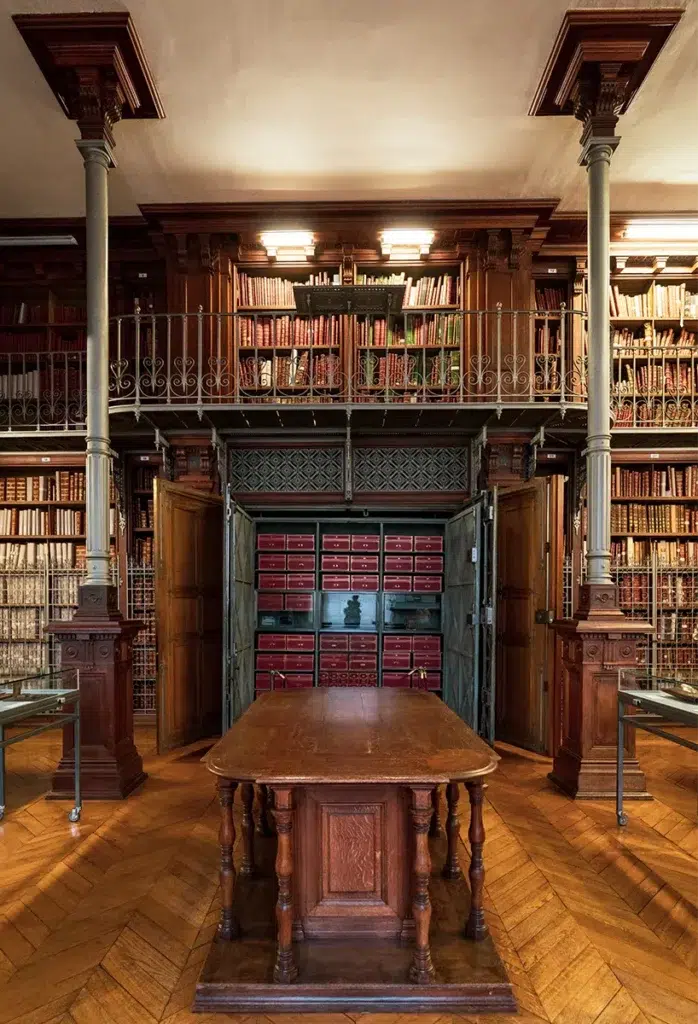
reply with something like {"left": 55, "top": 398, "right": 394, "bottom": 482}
{"left": 217, "top": 778, "right": 239, "bottom": 940}
{"left": 409, "top": 787, "right": 436, "bottom": 984}
{"left": 465, "top": 780, "right": 487, "bottom": 941}
{"left": 271, "top": 786, "right": 298, "bottom": 983}
{"left": 256, "top": 783, "right": 275, "bottom": 836}
{"left": 429, "top": 785, "right": 443, "bottom": 837}
{"left": 442, "top": 781, "right": 462, "bottom": 879}
{"left": 240, "top": 782, "right": 255, "bottom": 875}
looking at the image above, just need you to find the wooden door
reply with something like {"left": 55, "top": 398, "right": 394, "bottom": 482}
{"left": 155, "top": 480, "right": 224, "bottom": 753}
{"left": 222, "top": 490, "right": 255, "bottom": 729}
{"left": 495, "top": 477, "right": 550, "bottom": 751}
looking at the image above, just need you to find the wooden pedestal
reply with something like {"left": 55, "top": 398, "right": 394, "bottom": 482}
{"left": 45, "top": 584, "right": 147, "bottom": 800}
{"left": 551, "top": 583, "right": 653, "bottom": 800}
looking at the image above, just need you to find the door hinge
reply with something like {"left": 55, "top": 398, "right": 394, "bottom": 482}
{"left": 486, "top": 504, "right": 494, "bottom": 521}
{"left": 535, "top": 608, "right": 554, "bottom": 624}
{"left": 484, "top": 605, "right": 494, "bottom": 626}
{"left": 470, "top": 546, "right": 478, "bottom": 563}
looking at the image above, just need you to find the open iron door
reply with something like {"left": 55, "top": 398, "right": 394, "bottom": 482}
{"left": 222, "top": 485, "right": 255, "bottom": 730}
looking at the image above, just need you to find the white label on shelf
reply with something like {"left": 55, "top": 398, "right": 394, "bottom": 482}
{"left": 547, "top": 268, "right": 558, "bottom": 274}
{"left": 40, "top": 457, "right": 50, "bottom": 463}
{"left": 139, "top": 456, "right": 149, "bottom": 461}
{"left": 650, "top": 453, "right": 660, "bottom": 459}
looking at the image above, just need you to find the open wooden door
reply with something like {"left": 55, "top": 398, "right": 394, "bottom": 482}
{"left": 495, "top": 476, "right": 562, "bottom": 752}
{"left": 155, "top": 480, "right": 224, "bottom": 753}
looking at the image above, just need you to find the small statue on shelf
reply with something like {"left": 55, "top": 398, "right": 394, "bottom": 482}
{"left": 343, "top": 595, "right": 362, "bottom": 628}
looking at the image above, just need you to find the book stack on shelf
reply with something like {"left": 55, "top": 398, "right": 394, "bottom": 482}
{"left": 239, "top": 314, "right": 340, "bottom": 348}
{"left": 0, "top": 288, "right": 87, "bottom": 357}
{"left": 355, "top": 271, "right": 459, "bottom": 308}
{"left": 238, "top": 352, "right": 340, "bottom": 392}
{"left": 534, "top": 284, "right": 567, "bottom": 357}
{"left": 237, "top": 270, "right": 339, "bottom": 309}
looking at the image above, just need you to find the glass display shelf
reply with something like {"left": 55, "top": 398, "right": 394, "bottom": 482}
{"left": 320, "top": 592, "right": 378, "bottom": 631}
{"left": 383, "top": 593, "right": 442, "bottom": 632}
{"left": 256, "top": 609, "right": 315, "bottom": 630}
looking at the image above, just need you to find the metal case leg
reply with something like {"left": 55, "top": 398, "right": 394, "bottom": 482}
{"left": 616, "top": 701, "right": 627, "bottom": 826}
{"left": 68, "top": 705, "right": 81, "bottom": 823}
{"left": 0, "top": 724, "right": 5, "bottom": 820}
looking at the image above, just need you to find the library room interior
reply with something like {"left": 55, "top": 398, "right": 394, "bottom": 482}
{"left": 0, "top": 2, "right": 696, "bottom": 1023}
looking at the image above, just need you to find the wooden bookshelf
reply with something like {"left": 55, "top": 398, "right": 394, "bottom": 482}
{"left": 0, "top": 283, "right": 87, "bottom": 354}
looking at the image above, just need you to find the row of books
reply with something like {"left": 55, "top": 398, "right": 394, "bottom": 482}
{"left": 618, "top": 575, "right": 698, "bottom": 607}
{"left": 613, "top": 327, "right": 696, "bottom": 350}
{"left": 535, "top": 286, "right": 567, "bottom": 312}
{"left": 610, "top": 503, "right": 698, "bottom": 534}
{"left": 654, "top": 284, "right": 698, "bottom": 320}
{"left": 0, "top": 645, "right": 48, "bottom": 676}
{"left": 610, "top": 288, "right": 651, "bottom": 319}
{"left": 614, "top": 401, "right": 695, "bottom": 426}
{"left": 0, "top": 302, "right": 44, "bottom": 325}
{"left": 0, "top": 472, "right": 80, "bottom": 502}
{"left": 237, "top": 272, "right": 339, "bottom": 308}
{"left": 611, "top": 466, "right": 698, "bottom": 498}
{"left": 535, "top": 326, "right": 562, "bottom": 355}
{"left": 0, "top": 574, "right": 80, "bottom": 607}
{"left": 657, "top": 648, "right": 698, "bottom": 668}
{"left": 0, "top": 606, "right": 46, "bottom": 640}
{"left": 611, "top": 538, "right": 698, "bottom": 567}
{"left": 133, "top": 497, "right": 154, "bottom": 529}
{"left": 657, "top": 614, "right": 698, "bottom": 642}
{"left": 615, "top": 363, "right": 698, "bottom": 396}
{"left": 356, "top": 273, "right": 459, "bottom": 307}
{"left": 0, "top": 507, "right": 116, "bottom": 537}
{"left": 239, "top": 315, "right": 340, "bottom": 348}
{"left": 356, "top": 314, "right": 461, "bottom": 348}
{"left": 133, "top": 466, "right": 158, "bottom": 491}
{"left": 358, "top": 352, "right": 460, "bottom": 388}
{"left": 239, "top": 353, "right": 341, "bottom": 389}
{"left": 0, "top": 541, "right": 87, "bottom": 569}
{"left": 133, "top": 537, "right": 154, "bottom": 567}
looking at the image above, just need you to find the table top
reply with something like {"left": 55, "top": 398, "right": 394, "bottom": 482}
{"left": 619, "top": 688, "right": 698, "bottom": 728}
{"left": 205, "top": 688, "right": 499, "bottom": 785}
{"left": 0, "top": 687, "right": 79, "bottom": 726}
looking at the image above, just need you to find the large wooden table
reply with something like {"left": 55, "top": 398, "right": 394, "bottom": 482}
{"left": 195, "top": 688, "right": 514, "bottom": 1014}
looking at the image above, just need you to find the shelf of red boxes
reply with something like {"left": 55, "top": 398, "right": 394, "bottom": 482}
{"left": 255, "top": 632, "right": 315, "bottom": 690}
{"left": 318, "top": 632, "right": 378, "bottom": 686}
{"left": 257, "top": 532, "right": 316, "bottom": 592}
{"left": 321, "top": 534, "right": 380, "bottom": 590}
{"left": 382, "top": 634, "right": 442, "bottom": 689}
{"left": 383, "top": 533, "right": 443, "bottom": 595}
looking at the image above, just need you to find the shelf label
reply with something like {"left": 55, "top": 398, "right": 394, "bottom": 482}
{"left": 649, "top": 453, "right": 660, "bottom": 459}
{"left": 40, "top": 457, "right": 51, "bottom": 463}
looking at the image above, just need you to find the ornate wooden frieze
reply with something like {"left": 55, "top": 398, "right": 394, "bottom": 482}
{"left": 482, "top": 443, "right": 526, "bottom": 485}
{"left": 353, "top": 446, "right": 468, "bottom": 494}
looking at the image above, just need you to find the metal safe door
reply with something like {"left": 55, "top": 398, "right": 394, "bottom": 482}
{"left": 222, "top": 485, "right": 255, "bottom": 730}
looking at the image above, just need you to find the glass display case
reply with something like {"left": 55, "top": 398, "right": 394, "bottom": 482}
{"left": 320, "top": 592, "right": 378, "bottom": 631}
{"left": 256, "top": 603, "right": 314, "bottom": 631}
{"left": 383, "top": 592, "right": 441, "bottom": 632}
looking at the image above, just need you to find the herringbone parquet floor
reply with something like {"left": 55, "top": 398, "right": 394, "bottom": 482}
{"left": 0, "top": 725, "right": 695, "bottom": 1024}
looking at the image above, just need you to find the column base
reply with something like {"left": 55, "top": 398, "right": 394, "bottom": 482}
{"left": 47, "top": 742, "right": 147, "bottom": 801}
{"left": 548, "top": 747, "right": 650, "bottom": 801}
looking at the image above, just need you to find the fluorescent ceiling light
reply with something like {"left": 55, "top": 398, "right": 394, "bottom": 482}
{"left": 0, "top": 235, "right": 78, "bottom": 247}
{"left": 623, "top": 220, "right": 698, "bottom": 242}
{"left": 380, "top": 228, "right": 435, "bottom": 259}
{"left": 260, "top": 230, "right": 314, "bottom": 260}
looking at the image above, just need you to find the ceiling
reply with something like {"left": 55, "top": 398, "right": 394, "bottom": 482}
{"left": 0, "top": 0, "right": 696, "bottom": 220}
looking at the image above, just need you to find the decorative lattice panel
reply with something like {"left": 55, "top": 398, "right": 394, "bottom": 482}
{"left": 229, "top": 447, "right": 343, "bottom": 493}
{"left": 354, "top": 446, "right": 468, "bottom": 492}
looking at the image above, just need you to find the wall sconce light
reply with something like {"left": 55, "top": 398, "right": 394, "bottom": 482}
{"left": 260, "top": 230, "right": 315, "bottom": 262}
{"left": 380, "top": 229, "right": 435, "bottom": 261}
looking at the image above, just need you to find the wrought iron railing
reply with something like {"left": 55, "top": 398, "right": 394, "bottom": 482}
{"left": 612, "top": 342, "right": 698, "bottom": 428}
{"left": 0, "top": 351, "right": 86, "bottom": 431}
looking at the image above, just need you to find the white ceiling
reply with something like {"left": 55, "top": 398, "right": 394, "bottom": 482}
{"left": 0, "top": 0, "right": 696, "bottom": 219}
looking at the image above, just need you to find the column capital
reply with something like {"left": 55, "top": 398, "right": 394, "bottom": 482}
{"left": 76, "top": 137, "right": 114, "bottom": 170}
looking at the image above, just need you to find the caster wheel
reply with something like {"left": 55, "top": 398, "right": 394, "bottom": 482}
{"left": 68, "top": 808, "right": 81, "bottom": 823}
{"left": 0, "top": 807, "right": 5, "bottom": 821}
{"left": 617, "top": 812, "right": 628, "bottom": 827}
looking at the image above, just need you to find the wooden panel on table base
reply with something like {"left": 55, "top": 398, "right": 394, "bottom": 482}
{"left": 551, "top": 584, "right": 653, "bottom": 799}
{"left": 45, "top": 584, "right": 146, "bottom": 800}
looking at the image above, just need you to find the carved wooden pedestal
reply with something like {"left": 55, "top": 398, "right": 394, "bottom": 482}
{"left": 45, "top": 584, "right": 147, "bottom": 800}
{"left": 551, "top": 584, "right": 652, "bottom": 800}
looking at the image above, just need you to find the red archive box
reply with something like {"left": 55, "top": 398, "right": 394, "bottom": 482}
{"left": 320, "top": 653, "right": 349, "bottom": 671}
{"left": 322, "top": 575, "right": 351, "bottom": 590}
{"left": 414, "top": 555, "right": 443, "bottom": 573}
{"left": 285, "top": 593, "right": 313, "bottom": 611}
{"left": 257, "top": 534, "right": 285, "bottom": 551}
{"left": 320, "top": 634, "right": 349, "bottom": 651}
{"left": 258, "top": 573, "right": 287, "bottom": 590}
{"left": 287, "top": 573, "right": 315, "bottom": 590}
{"left": 351, "top": 535, "right": 380, "bottom": 552}
{"left": 383, "top": 672, "right": 410, "bottom": 688}
{"left": 349, "top": 673, "right": 378, "bottom": 686}
{"left": 320, "top": 671, "right": 348, "bottom": 687}
{"left": 323, "top": 534, "right": 351, "bottom": 551}
{"left": 384, "top": 554, "right": 413, "bottom": 573}
{"left": 350, "top": 555, "right": 379, "bottom": 572}
{"left": 287, "top": 554, "right": 316, "bottom": 571}
{"left": 383, "top": 651, "right": 411, "bottom": 670}
{"left": 414, "top": 535, "right": 443, "bottom": 553}
{"left": 384, "top": 535, "right": 413, "bottom": 553}
{"left": 413, "top": 635, "right": 441, "bottom": 653}
{"left": 284, "top": 654, "right": 314, "bottom": 672}
{"left": 384, "top": 576, "right": 412, "bottom": 592}
{"left": 255, "top": 672, "right": 273, "bottom": 690}
{"left": 413, "top": 576, "right": 442, "bottom": 593}
{"left": 258, "top": 553, "right": 286, "bottom": 571}
{"left": 349, "top": 634, "right": 377, "bottom": 652}
{"left": 425, "top": 673, "right": 441, "bottom": 690}
{"left": 351, "top": 575, "right": 379, "bottom": 591}
{"left": 286, "top": 534, "right": 315, "bottom": 551}
{"left": 321, "top": 554, "right": 350, "bottom": 572}
{"left": 258, "top": 593, "right": 284, "bottom": 611}
{"left": 257, "top": 634, "right": 286, "bottom": 651}
{"left": 384, "top": 635, "right": 412, "bottom": 652}
{"left": 349, "top": 654, "right": 377, "bottom": 671}
{"left": 284, "top": 674, "right": 314, "bottom": 689}
{"left": 285, "top": 634, "right": 315, "bottom": 651}
{"left": 415, "top": 653, "right": 442, "bottom": 671}
{"left": 256, "top": 653, "right": 285, "bottom": 671}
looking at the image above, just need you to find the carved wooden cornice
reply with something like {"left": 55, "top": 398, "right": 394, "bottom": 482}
{"left": 13, "top": 12, "right": 164, "bottom": 147}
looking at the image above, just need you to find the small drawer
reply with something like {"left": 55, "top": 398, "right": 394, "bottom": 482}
{"left": 286, "top": 534, "right": 315, "bottom": 551}
{"left": 349, "top": 634, "right": 377, "bottom": 652}
{"left": 323, "top": 534, "right": 351, "bottom": 551}
{"left": 414, "top": 535, "right": 443, "bottom": 553}
{"left": 257, "top": 634, "right": 286, "bottom": 651}
{"left": 414, "top": 555, "right": 443, "bottom": 573}
{"left": 382, "top": 672, "right": 410, "bottom": 688}
{"left": 384, "top": 535, "right": 414, "bottom": 553}
{"left": 320, "top": 634, "right": 349, "bottom": 651}
{"left": 287, "top": 554, "right": 316, "bottom": 571}
{"left": 255, "top": 672, "right": 273, "bottom": 690}
{"left": 383, "top": 651, "right": 411, "bottom": 670}
{"left": 257, "top": 533, "right": 285, "bottom": 551}
{"left": 412, "top": 576, "right": 442, "bottom": 593}
{"left": 350, "top": 554, "right": 379, "bottom": 572}
{"left": 351, "top": 535, "right": 381, "bottom": 552}
{"left": 320, "top": 653, "right": 349, "bottom": 670}
{"left": 384, "top": 576, "right": 412, "bottom": 592}
{"left": 414, "top": 652, "right": 442, "bottom": 671}
{"left": 384, "top": 554, "right": 414, "bottom": 573}
{"left": 258, "top": 593, "right": 284, "bottom": 611}
{"left": 285, "top": 634, "right": 315, "bottom": 651}
{"left": 256, "top": 653, "right": 285, "bottom": 671}
{"left": 351, "top": 574, "right": 379, "bottom": 591}
{"left": 258, "top": 553, "right": 286, "bottom": 571}
{"left": 285, "top": 593, "right": 313, "bottom": 611}
{"left": 321, "top": 554, "right": 350, "bottom": 572}
{"left": 384, "top": 635, "right": 412, "bottom": 652}
{"left": 322, "top": 574, "right": 351, "bottom": 591}
{"left": 283, "top": 674, "right": 314, "bottom": 689}
{"left": 349, "top": 654, "right": 377, "bottom": 671}
{"left": 258, "top": 573, "right": 287, "bottom": 590}
{"left": 413, "top": 635, "right": 441, "bottom": 653}
{"left": 287, "top": 573, "right": 315, "bottom": 591}
{"left": 284, "top": 653, "right": 314, "bottom": 672}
